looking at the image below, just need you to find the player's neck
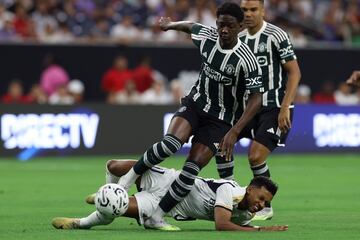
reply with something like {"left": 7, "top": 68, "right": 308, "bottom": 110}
{"left": 220, "top": 38, "right": 238, "bottom": 50}
{"left": 237, "top": 199, "right": 247, "bottom": 210}
{"left": 247, "top": 20, "right": 264, "bottom": 35}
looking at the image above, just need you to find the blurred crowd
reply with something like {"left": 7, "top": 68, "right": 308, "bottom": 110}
{"left": 1, "top": 54, "right": 188, "bottom": 105}
{"left": 1, "top": 53, "right": 360, "bottom": 105}
{"left": 0, "top": 0, "right": 359, "bottom": 46}
{"left": 295, "top": 81, "right": 360, "bottom": 105}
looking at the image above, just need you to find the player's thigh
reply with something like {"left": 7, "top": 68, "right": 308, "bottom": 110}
{"left": 191, "top": 117, "right": 231, "bottom": 161}
{"left": 168, "top": 99, "right": 200, "bottom": 142}
{"left": 187, "top": 143, "right": 215, "bottom": 168}
{"left": 254, "top": 108, "right": 293, "bottom": 152}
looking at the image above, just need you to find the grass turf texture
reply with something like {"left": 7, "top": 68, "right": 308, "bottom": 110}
{"left": 0, "top": 154, "right": 359, "bottom": 240}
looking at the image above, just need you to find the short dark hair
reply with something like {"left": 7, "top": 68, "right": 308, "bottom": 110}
{"left": 216, "top": 2, "right": 244, "bottom": 22}
{"left": 243, "top": 0, "right": 265, "bottom": 4}
{"left": 249, "top": 176, "right": 278, "bottom": 196}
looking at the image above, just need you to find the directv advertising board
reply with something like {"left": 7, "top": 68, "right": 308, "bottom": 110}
{"left": 0, "top": 104, "right": 359, "bottom": 160}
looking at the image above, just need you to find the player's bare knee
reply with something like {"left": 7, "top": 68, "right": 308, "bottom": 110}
{"left": 248, "top": 153, "right": 264, "bottom": 166}
{"left": 106, "top": 160, "right": 118, "bottom": 174}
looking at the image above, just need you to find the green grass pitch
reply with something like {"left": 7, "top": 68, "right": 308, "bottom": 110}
{"left": 0, "top": 154, "right": 359, "bottom": 240}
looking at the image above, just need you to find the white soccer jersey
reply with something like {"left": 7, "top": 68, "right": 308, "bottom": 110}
{"left": 135, "top": 166, "right": 253, "bottom": 226}
{"left": 170, "top": 177, "right": 254, "bottom": 225}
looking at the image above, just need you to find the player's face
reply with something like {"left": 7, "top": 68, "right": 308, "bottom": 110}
{"left": 216, "top": 14, "right": 242, "bottom": 48}
{"left": 241, "top": 1, "right": 265, "bottom": 29}
{"left": 246, "top": 186, "right": 273, "bottom": 213}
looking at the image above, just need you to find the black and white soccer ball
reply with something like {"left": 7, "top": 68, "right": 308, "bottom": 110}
{"left": 95, "top": 183, "right": 129, "bottom": 218}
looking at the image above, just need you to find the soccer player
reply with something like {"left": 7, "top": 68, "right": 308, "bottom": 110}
{"left": 117, "top": 3, "right": 264, "bottom": 230}
{"left": 216, "top": 0, "right": 302, "bottom": 220}
{"left": 346, "top": 71, "right": 360, "bottom": 88}
{"left": 52, "top": 159, "right": 288, "bottom": 232}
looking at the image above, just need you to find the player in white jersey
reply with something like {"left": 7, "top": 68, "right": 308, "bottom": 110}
{"left": 52, "top": 159, "right": 288, "bottom": 232}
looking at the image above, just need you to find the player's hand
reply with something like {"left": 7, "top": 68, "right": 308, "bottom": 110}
{"left": 220, "top": 128, "right": 238, "bottom": 161}
{"left": 159, "top": 17, "right": 172, "bottom": 31}
{"left": 278, "top": 107, "right": 291, "bottom": 133}
{"left": 259, "top": 225, "right": 288, "bottom": 231}
{"left": 346, "top": 71, "right": 360, "bottom": 88}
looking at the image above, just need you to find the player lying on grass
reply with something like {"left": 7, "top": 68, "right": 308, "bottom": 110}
{"left": 52, "top": 159, "right": 288, "bottom": 231}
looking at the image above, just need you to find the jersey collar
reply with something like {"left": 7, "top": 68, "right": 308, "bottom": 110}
{"left": 246, "top": 21, "right": 267, "bottom": 39}
{"left": 216, "top": 37, "right": 241, "bottom": 54}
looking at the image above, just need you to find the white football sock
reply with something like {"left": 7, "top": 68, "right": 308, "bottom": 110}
{"left": 79, "top": 211, "right": 114, "bottom": 229}
{"left": 118, "top": 168, "right": 139, "bottom": 190}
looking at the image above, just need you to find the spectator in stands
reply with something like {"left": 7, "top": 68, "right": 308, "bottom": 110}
{"left": 344, "top": 0, "right": 360, "bottom": 44}
{"left": 1, "top": 79, "right": 30, "bottom": 104}
{"left": 185, "top": 0, "right": 217, "bottom": 28}
{"left": 40, "top": 54, "right": 70, "bottom": 97}
{"left": 132, "top": 56, "right": 154, "bottom": 93}
{"left": 334, "top": 82, "right": 359, "bottom": 105}
{"left": 26, "top": 83, "right": 48, "bottom": 104}
{"left": 12, "top": 4, "right": 35, "bottom": 39}
{"left": 110, "top": 15, "right": 140, "bottom": 43}
{"left": 110, "top": 79, "right": 141, "bottom": 105}
{"left": 140, "top": 75, "right": 172, "bottom": 105}
{"left": 68, "top": 79, "right": 85, "bottom": 103}
{"left": 32, "top": 0, "right": 58, "bottom": 40}
{"left": 295, "top": 84, "right": 311, "bottom": 104}
{"left": 89, "top": 18, "right": 110, "bottom": 41}
{"left": 169, "top": 79, "right": 184, "bottom": 104}
{"left": 288, "top": 26, "right": 308, "bottom": 47}
{"left": 313, "top": 81, "right": 336, "bottom": 104}
{"left": 347, "top": 71, "right": 360, "bottom": 88}
{"left": 0, "top": 19, "right": 17, "bottom": 40}
{"left": 101, "top": 55, "right": 133, "bottom": 98}
{"left": 0, "top": 3, "right": 14, "bottom": 30}
{"left": 40, "top": 22, "right": 74, "bottom": 43}
{"left": 49, "top": 83, "right": 75, "bottom": 105}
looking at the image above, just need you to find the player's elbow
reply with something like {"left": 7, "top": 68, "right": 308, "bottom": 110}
{"left": 215, "top": 222, "right": 231, "bottom": 231}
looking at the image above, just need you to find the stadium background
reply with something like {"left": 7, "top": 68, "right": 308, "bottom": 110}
{"left": 0, "top": 0, "right": 359, "bottom": 240}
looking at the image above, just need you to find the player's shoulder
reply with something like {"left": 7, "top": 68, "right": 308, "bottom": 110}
{"left": 235, "top": 40, "right": 253, "bottom": 54}
{"left": 238, "top": 29, "right": 247, "bottom": 38}
{"left": 264, "top": 22, "right": 290, "bottom": 42}
{"left": 216, "top": 180, "right": 242, "bottom": 190}
{"left": 194, "top": 23, "right": 218, "bottom": 38}
{"left": 234, "top": 42, "right": 257, "bottom": 65}
{"left": 217, "top": 181, "right": 246, "bottom": 197}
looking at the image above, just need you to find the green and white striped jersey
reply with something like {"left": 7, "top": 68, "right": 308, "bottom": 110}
{"left": 239, "top": 21, "right": 297, "bottom": 108}
{"left": 189, "top": 23, "right": 264, "bottom": 125}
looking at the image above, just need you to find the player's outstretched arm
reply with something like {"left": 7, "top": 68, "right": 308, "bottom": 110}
{"left": 220, "top": 92, "right": 262, "bottom": 161}
{"left": 346, "top": 70, "right": 360, "bottom": 88}
{"left": 214, "top": 207, "right": 288, "bottom": 231}
{"left": 159, "top": 17, "right": 195, "bottom": 34}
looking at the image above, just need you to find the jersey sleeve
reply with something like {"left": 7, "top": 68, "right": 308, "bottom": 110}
{"left": 191, "top": 23, "right": 212, "bottom": 48}
{"left": 214, "top": 184, "right": 234, "bottom": 211}
{"left": 274, "top": 32, "right": 297, "bottom": 64}
{"left": 239, "top": 45, "right": 264, "bottom": 94}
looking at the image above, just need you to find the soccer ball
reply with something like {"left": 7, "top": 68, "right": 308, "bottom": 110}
{"left": 95, "top": 183, "right": 129, "bottom": 218}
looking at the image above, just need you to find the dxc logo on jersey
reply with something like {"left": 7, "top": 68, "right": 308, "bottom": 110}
{"left": 245, "top": 76, "right": 261, "bottom": 87}
{"left": 279, "top": 46, "right": 294, "bottom": 58}
{"left": 1, "top": 113, "right": 99, "bottom": 149}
